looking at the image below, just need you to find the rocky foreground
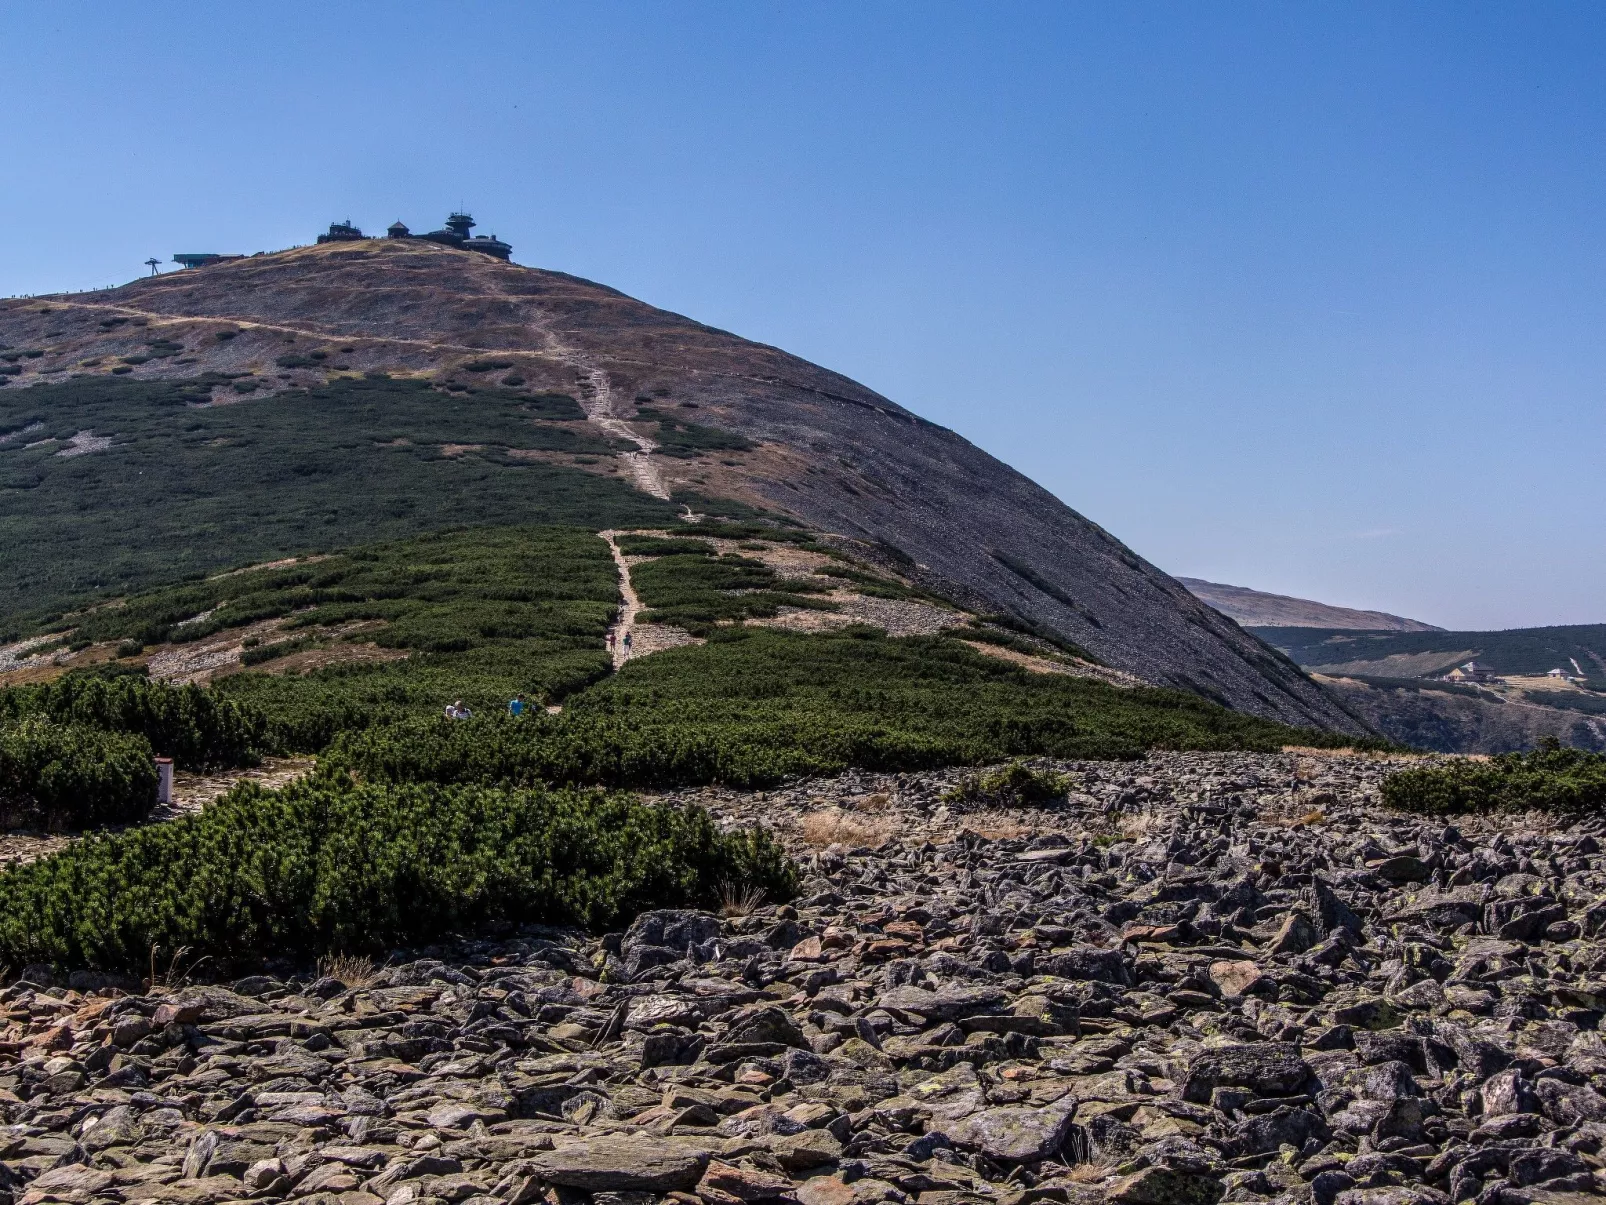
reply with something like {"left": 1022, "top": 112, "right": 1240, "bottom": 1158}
{"left": 5, "top": 751, "right": 1606, "bottom": 1205}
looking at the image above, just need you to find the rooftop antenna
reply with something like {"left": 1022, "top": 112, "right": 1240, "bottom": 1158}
{"left": 144, "top": 258, "right": 161, "bottom": 277}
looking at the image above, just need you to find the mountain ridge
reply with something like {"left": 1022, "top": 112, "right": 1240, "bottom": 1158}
{"left": 0, "top": 237, "right": 1362, "bottom": 734}
{"left": 1180, "top": 577, "right": 1441, "bottom": 632}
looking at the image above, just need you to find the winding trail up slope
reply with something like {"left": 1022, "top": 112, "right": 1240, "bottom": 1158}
{"left": 600, "top": 531, "right": 643, "bottom": 669}
{"left": 0, "top": 239, "right": 1362, "bottom": 733}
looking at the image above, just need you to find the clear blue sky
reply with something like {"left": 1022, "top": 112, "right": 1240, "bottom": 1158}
{"left": 4, "top": 2, "right": 1603, "bottom": 630}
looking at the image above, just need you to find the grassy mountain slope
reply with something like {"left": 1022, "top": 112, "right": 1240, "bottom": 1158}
{"left": 0, "top": 375, "right": 700, "bottom": 624}
{"left": 0, "top": 238, "right": 1359, "bottom": 732}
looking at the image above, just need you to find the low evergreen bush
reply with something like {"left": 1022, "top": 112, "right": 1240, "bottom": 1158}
{"left": 0, "top": 776, "right": 796, "bottom": 972}
{"left": 1382, "top": 741, "right": 1606, "bottom": 817}
{"left": 0, "top": 673, "right": 262, "bottom": 769}
{"left": 943, "top": 761, "right": 1071, "bottom": 807}
{"left": 0, "top": 718, "right": 157, "bottom": 830}
{"left": 326, "top": 629, "right": 1362, "bottom": 790}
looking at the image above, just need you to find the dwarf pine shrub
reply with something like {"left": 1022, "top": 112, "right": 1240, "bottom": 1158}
{"left": 0, "top": 673, "right": 262, "bottom": 769}
{"left": 942, "top": 761, "right": 1071, "bottom": 807}
{"left": 0, "top": 775, "right": 797, "bottom": 972}
{"left": 0, "top": 718, "right": 157, "bottom": 830}
{"left": 1382, "top": 741, "right": 1606, "bottom": 817}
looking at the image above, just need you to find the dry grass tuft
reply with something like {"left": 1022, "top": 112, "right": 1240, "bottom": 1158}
{"left": 145, "top": 945, "right": 208, "bottom": 994}
{"left": 957, "top": 812, "right": 1039, "bottom": 841}
{"left": 1064, "top": 1161, "right": 1118, "bottom": 1184}
{"left": 317, "top": 952, "right": 379, "bottom": 989}
{"left": 719, "top": 881, "right": 767, "bottom": 917}
{"left": 799, "top": 809, "right": 895, "bottom": 849}
{"left": 1283, "top": 744, "right": 1426, "bottom": 762}
{"left": 1079, "top": 806, "right": 1156, "bottom": 846}
{"left": 1117, "top": 810, "right": 1159, "bottom": 840}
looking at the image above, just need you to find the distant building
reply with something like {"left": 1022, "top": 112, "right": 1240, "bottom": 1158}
{"left": 172, "top": 253, "right": 243, "bottom": 269}
{"left": 415, "top": 212, "right": 512, "bottom": 260}
{"left": 1547, "top": 667, "right": 1587, "bottom": 683}
{"left": 318, "top": 212, "right": 512, "bottom": 260}
{"left": 420, "top": 212, "right": 479, "bottom": 247}
{"left": 1445, "top": 660, "right": 1500, "bottom": 684}
{"left": 316, "top": 221, "right": 364, "bottom": 243}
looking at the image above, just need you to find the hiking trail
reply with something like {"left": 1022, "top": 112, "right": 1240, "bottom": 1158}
{"left": 573, "top": 366, "right": 671, "bottom": 500}
{"left": 601, "top": 530, "right": 642, "bottom": 668}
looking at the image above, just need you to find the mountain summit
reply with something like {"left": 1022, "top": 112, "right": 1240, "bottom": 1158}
{"left": 0, "top": 237, "right": 1360, "bottom": 732}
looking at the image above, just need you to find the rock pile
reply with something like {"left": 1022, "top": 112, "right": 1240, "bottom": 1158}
{"left": 3, "top": 751, "right": 1606, "bottom": 1205}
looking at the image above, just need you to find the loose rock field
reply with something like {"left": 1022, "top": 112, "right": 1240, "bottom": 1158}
{"left": 5, "top": 752, "right": 1606, "bottom": 1205}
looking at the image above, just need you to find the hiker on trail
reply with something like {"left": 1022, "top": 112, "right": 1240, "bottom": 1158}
{"left": 508, "top": 695, "right": 525, "bottom": 718}
{"left": 622, "top": 630, "right": 633, "bottom": 652}
{"left": 445, "top": 699, "right": 471, "bottom": 720}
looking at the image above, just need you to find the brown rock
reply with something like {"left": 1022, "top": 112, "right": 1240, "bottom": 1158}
{"left": 153, "top": 1001, "right": 205, "bottom": 1026}
{"left": 698, "top": 1159, "right": 796, "bottom": 1202}
{"left": 1209, "top": 960, "right": 1263, "bottom": 1000}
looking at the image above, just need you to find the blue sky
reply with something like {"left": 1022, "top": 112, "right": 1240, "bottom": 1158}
{"left": 3, "top": 2, "right": 1603, "bottom": 630}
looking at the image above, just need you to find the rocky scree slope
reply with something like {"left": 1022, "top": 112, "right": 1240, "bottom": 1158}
{"left": 0, "top": 240, "right": 1357, "bottom": 734}
{"left": 9, "top": 752, "right": 1606, "bottom": 1204}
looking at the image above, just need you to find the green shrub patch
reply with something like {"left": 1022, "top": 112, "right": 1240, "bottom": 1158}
{"left": 29, "top": 527, "right": 622, "bottom": 750}
{"left": 630, "top": 551, "right": 836, "bottom": 634}
{"left": 0, "top": 673, "right": 261, "bottom": 769}
{"left": 1382, "top": 742, "right": 1606, "bottom": 817}
{"left": 328, "top": 628, "right": 1361, "bottom": 790}
{"left": 0, "top": 776, "right": 797, "bottom": 972}
{"left": 0, "top": 376, "right": 693, "bottom": 622}
{"left": 943, "top": 761, "right": 1071, "bottom": 807}
{"left": 0, "top": 718, "right": 156, "bottom": 830}
{"left": 634, "top": 408, "right": 755, "bottom": 458}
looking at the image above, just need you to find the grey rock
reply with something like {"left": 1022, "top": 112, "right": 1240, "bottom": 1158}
{"left": 530, "top": 1137, "right": 711, "bottom": 1191}
{"left": 950, "top": 1105, "right": 1075, "bottom": 1161}
{"left": 1181, "top": 1043, "right": 1312, "bottom": 1104}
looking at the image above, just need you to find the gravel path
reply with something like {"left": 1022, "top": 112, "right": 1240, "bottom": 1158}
{"left": 602, "top": 532, "right": 644, "bottom": 669}
{"left": 574, "top": 368, "right": 670, "bottom": 501}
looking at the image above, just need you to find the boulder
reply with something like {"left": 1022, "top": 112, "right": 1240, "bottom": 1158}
{"left": 1180, "top": 1043, "right": 1312, "bottom": 1104}
{"left": 530, "top": 1137, "right": 711, "bottom": 1191}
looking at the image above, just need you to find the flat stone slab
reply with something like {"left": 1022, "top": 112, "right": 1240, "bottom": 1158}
{"left": 530, "top": 1136, "right": 711, "bottom": 1191}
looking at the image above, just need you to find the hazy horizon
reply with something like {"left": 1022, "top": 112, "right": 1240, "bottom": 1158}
{"left": 5, "top": 2, "right": 1603, "bottom": 630}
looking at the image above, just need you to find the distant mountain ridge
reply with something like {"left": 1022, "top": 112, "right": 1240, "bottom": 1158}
{"left": 1180, "top": 578, "right": 1441, "bottom": 632}
{"left": 1253, "top": 622, "right": 1606, "bottom": 754}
